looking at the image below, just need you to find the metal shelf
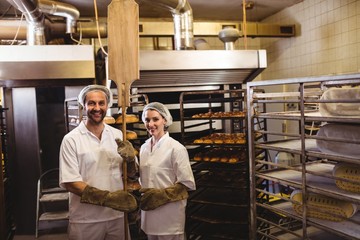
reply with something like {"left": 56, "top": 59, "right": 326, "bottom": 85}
{"left": 247, "top": 73, "right": 360, "bottom": 240}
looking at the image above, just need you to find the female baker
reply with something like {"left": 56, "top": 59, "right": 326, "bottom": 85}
{"left": 139, "top": 102, "right": 196, "bottom": 240}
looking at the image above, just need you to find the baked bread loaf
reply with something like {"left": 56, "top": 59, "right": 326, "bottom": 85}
{"left": 104, "top": 116, "right": 115, "bottom": 124}
{"left": 115, "top": 114, "right": 139, "bottom": 124}
{"left": 193, "top": 133, "right": 246, "bottom": 145}
{"left": 192, "top": 111, "right": 246, "bottom": 118}
{"left": 126, "top": 130, "right": 137, "bottom": 140}
{"left": 333, "top": 163, "right": 360, "bottom": 193}
{"left": 291, "top": 190, "right": 357, "bottom": 221}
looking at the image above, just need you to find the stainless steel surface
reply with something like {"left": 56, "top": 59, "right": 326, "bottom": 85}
{"left": 218, "top": 27, "right": 240, "bottom": 50}
{"left": 134, "top": 49, "right": 266, "bottom": 87}
{"left": 7, "top": 88, "right": 42, "bottom": 234}
{"left": 39, "top": 0, "right": 79, "bottom": 34}
{"left": 247, "top": 73, "right": 360, "bottom": 240}
{"left": 0, "top": 19, "right": 106, "bottom": 40}
{"left": 141, "top": 0, "right": 193, "bottom": 50}
{"left": 0, "top": 45, "right": 95, "bottom": 80}
{"left": 6, "top": 0, "right": 45, "bottom": 44}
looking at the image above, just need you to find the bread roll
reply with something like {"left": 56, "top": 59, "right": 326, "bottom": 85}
{"left": 115, "top": 114, "right": 139, "bottom": 124}
{"left": 104, "top": 116, "right": 115, "bottom": 124}
{"left": 126, "top": 130, "right": 137, "bottom": 140}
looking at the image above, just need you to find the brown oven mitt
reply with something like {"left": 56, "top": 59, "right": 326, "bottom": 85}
{"left": 139, "top": 183, "right": 188, "bottom": 211}
{"left": 115, "top": 138, "right": 138, "bottom": 179}
{"left": 115, "top": 138, "right": 135, "bottom": 162}
{"left": 80, "top": 185, "right": 137, "bottom": 212}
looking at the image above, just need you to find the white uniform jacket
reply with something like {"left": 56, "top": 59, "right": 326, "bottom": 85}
{"left": 140, "top": 132, "right": 196, "bottom": 235}
{"left": 59, "top": 122, "right": 124, "bottom": 223}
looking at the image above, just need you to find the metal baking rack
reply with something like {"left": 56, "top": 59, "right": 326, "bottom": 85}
{"left": 247, "top": 73, "right": 360, "bottom": 239}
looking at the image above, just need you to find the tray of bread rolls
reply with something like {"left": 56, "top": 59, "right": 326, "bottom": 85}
{"left": 191, "top": 111, "right": 246, "bottom": 119}
{"left": 192, "top": 147, "right": 247, "bottom": 164}
{"left": 193, "top": 133, "right": 247, "bottom": 145}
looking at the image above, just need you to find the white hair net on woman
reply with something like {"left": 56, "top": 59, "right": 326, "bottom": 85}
{"left": 77, "top": 85, "right": 113, "bottom": 108}
{"left": 142, "top": 102, "right": 173, "bottom": 127}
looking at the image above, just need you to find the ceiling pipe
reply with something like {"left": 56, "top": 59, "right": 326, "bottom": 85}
{"left": 0, "top": 19, "right": 106, "bottom": 41}
{"left": 139, "top": 0, "right": 194, "bottom": 50}
{"left": 5, "top": 0, "right": 80, "bottom": 44}
{"left": 6, "top": 0, "right": 45, "bottom": 45}
{"left": 39, "top": 0, "right": 79, "bottom": 34}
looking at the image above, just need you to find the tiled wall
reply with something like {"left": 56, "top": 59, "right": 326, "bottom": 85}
{"left": 261, "top": 0, "right": 360, "bottom": 80}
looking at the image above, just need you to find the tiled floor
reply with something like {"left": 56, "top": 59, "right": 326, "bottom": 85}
{"left": 14, "top": 233, "right": 68, "bottom": 240}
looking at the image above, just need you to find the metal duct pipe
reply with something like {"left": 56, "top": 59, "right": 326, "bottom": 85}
{"left": 218, "top": 27, "right": 240, "bottom": 50}
{"left": 0, "top": 19, "right": 107, "bottom": 40}
{"left": 140, "top": 0, "right": 193, "bottom": 50}
{"left": 0, "top": 19, "right": 27, "bottom": 39}
{"left": 39, "top": 0, "right": 79, "bottom": 34}
{"left": 6, "top": 0, "right": 45, "bottom": 45}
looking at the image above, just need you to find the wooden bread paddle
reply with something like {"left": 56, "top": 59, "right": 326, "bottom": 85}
{"left": 108, "top": 0, "right": 139, "bottom": 238}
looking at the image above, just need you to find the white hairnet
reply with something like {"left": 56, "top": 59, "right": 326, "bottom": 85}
{"left": 77, "top": 85, "right": 113, "bottom": 108}
{"left": 142, "top": 102, "right": 173, "bottom": 127}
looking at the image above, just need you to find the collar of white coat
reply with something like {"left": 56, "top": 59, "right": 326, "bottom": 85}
{"left": 78, "top": 121, "right": 109, "bottom": 135}
{"left": 148, "top": 131, "right": 170, "bottom": 149}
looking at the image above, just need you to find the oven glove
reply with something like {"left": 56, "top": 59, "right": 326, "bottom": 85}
{"left": 81, "top": 185, "right": 137, "bottom": 212}
{"left": 139, "top": 183, "right": 188, "bottom": 211}
{"left": 116, "top": 138, "right": 136, "bottom": 163}
{"left": 116, "top": 138, "right": 139, "bottom": 178}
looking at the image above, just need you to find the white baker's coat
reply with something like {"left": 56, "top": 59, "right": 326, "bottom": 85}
{"left": 140, "top": 132, "right": 196, "bottom": 235}
{"left": 59, "top": 122, "right": 125, "bottom": 223}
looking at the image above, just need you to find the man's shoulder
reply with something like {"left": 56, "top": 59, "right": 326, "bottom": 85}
{"left": 104, "top": 124, "right": 123, "bottom": 137}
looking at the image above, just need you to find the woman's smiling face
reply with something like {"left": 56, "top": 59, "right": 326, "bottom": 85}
{"left": 143, "top": 109, "right": 166, "bottom": 139}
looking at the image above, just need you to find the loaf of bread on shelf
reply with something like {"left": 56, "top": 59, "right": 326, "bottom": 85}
{"left": 104, "top": 116, "right": 116, "bottom": 124}
{"left": 193, "top": 152, "right": 203, "bottom": 161}
{"left": 319, "top": 87, "right": 360, "bottom": 116}
{"left": 126, "top": 130, "right": 137, "bottom": 140}
{"left": 191, "top": 148, "right": 245, "bottom": 164}
{"left": 316, "top": 123, "right": 360, "bottom": 158}
{"left": 193, "top": 133, "right": 246, "bottom": 145}
{"left": 115, "top": 114, "right": 139, "bottom": 124}
{"left": 290, "top": 190, "right": 357, "bottom": 222}
{"left": 192, "top": 111, "right": 246, "bottom": 118}
{"left": 333, "top": 163, "right": 360, "bottom": 193}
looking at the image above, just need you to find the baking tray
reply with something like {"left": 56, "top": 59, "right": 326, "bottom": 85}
{"left": 272, "top": 201, "right": 360, "bottom": 239}
{"left": 190, "top": 205, "right": 248, "bottom": 224}
{"left": 195, "top": 170, "right": 248, "bottom": 189}
{"left": 190, "top": 187, "right": 248, "bottom": 207}
{"left": 188, "top": 221, "right": 248, "bottom": 240}
{"left": 258, "top": 162, "right": 360, "bottom": 204}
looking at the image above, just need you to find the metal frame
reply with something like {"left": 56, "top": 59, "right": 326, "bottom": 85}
{"left": 247, "top": 73, "right": 360, "bottom": 239}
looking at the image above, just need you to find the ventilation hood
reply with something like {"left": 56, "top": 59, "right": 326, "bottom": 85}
{"left": 135, "top": 49, "right": 267, "bottom": 87}
{"left": 0, "top": 45, "right": 95, "bottom": 86}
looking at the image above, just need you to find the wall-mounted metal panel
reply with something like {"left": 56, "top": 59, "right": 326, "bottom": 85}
{"left": 0, "top": 45, "right": 95, "bottom": 80}
{"left": 133, "top": 50, "right": 267, "bottom": 87}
